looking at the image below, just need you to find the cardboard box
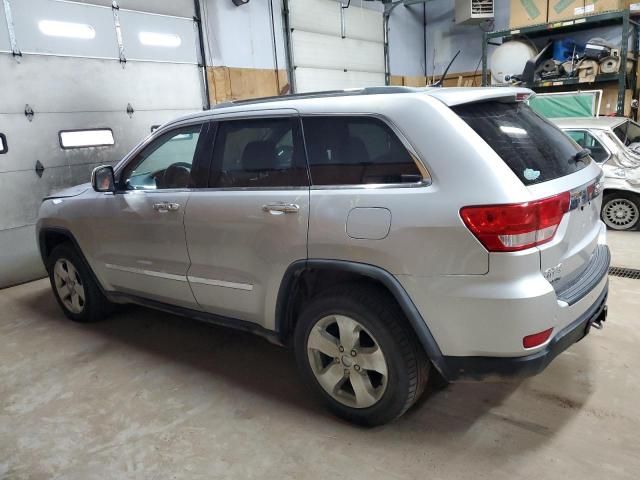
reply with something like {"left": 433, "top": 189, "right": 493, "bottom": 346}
{"left": 583, "top": 0, "right": 634, "bottom": 15}
{"left": 600, "top": 87, "right": 632, "bottom": 116}
{"left": 510, "top": 0, "right": 548, "bottom": 28}
{"left": 548, "top": 0, "right": 585, "bottom": 22}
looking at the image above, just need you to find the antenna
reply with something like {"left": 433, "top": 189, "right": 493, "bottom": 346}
{"left": 432, "top": 50, "right": 461, "bottom": 87}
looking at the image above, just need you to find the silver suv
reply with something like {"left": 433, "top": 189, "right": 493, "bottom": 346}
{"left": 37, "top": 87, "right": 610, "bottom": 426}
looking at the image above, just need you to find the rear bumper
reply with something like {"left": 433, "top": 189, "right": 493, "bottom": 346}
{"left": 442, "top": 282, "right": 608, "bottom": 381}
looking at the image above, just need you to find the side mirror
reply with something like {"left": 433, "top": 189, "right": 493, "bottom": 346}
{"left": 91, "top": 165, "right": 116, "bottom": 192}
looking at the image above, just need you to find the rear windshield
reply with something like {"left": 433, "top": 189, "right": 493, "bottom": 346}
{"left": 452, "top": 101, "right": 586, "bottom": 186}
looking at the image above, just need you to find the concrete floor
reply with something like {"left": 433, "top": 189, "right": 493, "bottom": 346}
{"left": 1, "top": 235, "right": 639, "bottom": 479}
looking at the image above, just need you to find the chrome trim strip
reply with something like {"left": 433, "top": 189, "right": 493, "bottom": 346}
{"left": 105, "top": 263, "right": 187, "bottom": 282}
{"left": 187, "top": 275, "right": 254, "bottom": 291}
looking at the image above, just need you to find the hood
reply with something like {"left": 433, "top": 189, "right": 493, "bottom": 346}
{"left": 44, "top": 183, "right": 91, "bottom": 201}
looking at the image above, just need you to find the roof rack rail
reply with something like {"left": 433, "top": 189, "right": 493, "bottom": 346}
{"left": 212, "top": 86, "right": 424, "bottom": 109}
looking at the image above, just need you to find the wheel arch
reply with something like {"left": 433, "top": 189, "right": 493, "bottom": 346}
{"left": 38, "top": 227, "right": 108, "bottom": 294}
{"left": 275, "top": 259, "right": 450, "bottom": 379}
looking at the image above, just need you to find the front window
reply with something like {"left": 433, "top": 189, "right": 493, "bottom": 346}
{"left": 121, "top": 124, "right": 202, "bottom": 190}
{"left": 565, "top": 130, "right": 610, "bottom": 163}
{"left": 452, "top": 102, "right": 586, "bottom": 186}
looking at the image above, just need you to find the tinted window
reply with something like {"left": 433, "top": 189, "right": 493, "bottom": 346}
{"left": 565, "top": 130, "right": 609, "bottom": 163}
{"left": 0, "top": 133, "right": 6, "bottom": 154}
{"left": 209, "top": 118, "right": 308, "bottom": 188}
{"left": 121, "top": 124, "right": 202, "bottom": 190}
{"left": 452, "top": 102, "right": 586, "bottom": 186}
{"left": 303, "top": 116, "right": 422, "bottom": 186}
{"left": 613, "top": 119, "right": 640, "bottom": 146}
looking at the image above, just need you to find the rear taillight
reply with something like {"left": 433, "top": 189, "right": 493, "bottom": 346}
{"left": 460, "top": 192, "right": 570, "bottom": 252}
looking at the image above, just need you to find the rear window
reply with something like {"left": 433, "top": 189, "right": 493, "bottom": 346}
{"left": 452, "top": 102, "right": 586, "bottom": 186}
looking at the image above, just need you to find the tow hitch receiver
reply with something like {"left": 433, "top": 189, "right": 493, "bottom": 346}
{"left": 591, "top": 305, "right": 607, "bottom": 330}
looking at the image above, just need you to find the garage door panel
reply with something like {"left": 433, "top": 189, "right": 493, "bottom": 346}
{"left": 12, "top": 0, "right": 119, "bottom": 59}
{"left": 72, "top": 0, "right": 195, "bottom": 17}
{"left": 294, "top": 68, "right": 384, "bottom": 93}
{"left": 118, "top": 10, "right": 199, "bottom": 64}
{"left": 0, "top": 55, "right": 203, "bottom": 114}
{"left": 0, "top": 225, "right": 46, "bottom": 287}
{"left": 291, "top": 31, "right": 384, "bottom": 73}
{"left": 0, "top": 110, "right": 199, "bottom": 173}
{"left": 344, "top": 7, "right": 383, "bottom": 43}
{"left": 289, "top": 0, "right": 340, "bottom": 37}
{"left": 0, "top": 168, "right": 72, "bottom": 231}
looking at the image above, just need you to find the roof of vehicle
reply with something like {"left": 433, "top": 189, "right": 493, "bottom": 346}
{"left": 161, "top": 86, "right": 533, "bottom": 129}
{"left": 550, "top": 116, "right": 627, "bottom": 130}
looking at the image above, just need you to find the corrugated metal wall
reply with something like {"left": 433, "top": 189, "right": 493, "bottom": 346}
{"left": 0, "top": 0, "right": 206, "bottom": 288}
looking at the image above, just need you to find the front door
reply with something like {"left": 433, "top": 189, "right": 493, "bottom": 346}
{"left": 184, "top": 114, "right": 309, "bottom": 328}
{"left": 90, "top": 123, "right": 208, "bottom": 308}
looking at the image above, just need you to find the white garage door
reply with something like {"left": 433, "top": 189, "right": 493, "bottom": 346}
{"left": 0, "top": 0, "right": 205, "bottom": 288}
{"left": 288, "top": 0, "right": 384, "bottom": 92}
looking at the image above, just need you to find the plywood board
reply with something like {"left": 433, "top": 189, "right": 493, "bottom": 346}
{"left": 207, "top": 67, "right": 289, "bottom": 104}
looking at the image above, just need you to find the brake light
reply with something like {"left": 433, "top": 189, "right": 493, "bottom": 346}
{"left": 460, "top": 192, "right": 570, "bottom": 252}
{"left": 523, "top": 328, "right": 553, "bottom": 348}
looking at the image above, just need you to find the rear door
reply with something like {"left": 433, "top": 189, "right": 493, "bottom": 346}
{"left": 453, "top": 101, "right": 604, "bottom": 290}
{"left": 184, "top": 113, "right": 310, "bottom": 328}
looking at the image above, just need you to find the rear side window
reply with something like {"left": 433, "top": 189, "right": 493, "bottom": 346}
{"left": 452, "top": 102, "right": 585, "bottom": 186}
{"left": 302, "top": 116, "right": 423, "bottom": 186}
{"left": 0, "top": 133, "right": 7, "bottom": 154}
{"left": 565, "top": 130, "right": 610, "bottom": 163}
{"left": 613, "top": 119, "right": 640, "bottom": 146}
{"left": 210, "top": 118, "right": 308, "bottom": 188}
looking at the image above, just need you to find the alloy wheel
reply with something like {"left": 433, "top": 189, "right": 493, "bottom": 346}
{"left": 53, "top": 258, "right": 86, "bottom": 314}
{"left": 603, "top": 197, "right": 639, "bottom": 230}
{"left": 306, "top": 314, "right": 388, "bottom": 409}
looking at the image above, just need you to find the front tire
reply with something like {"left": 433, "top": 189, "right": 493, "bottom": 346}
{"left": 294, "top": 284, "right": 429, "bottom": 426}
{"left": 47, "top": 243, "right": 113, "bottom": 322}
{"left": 602, "top": 192, "right": 640, "bottom": 231}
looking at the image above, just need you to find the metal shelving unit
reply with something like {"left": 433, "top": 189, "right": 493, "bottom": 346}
{"left": 481, "top": 10, "right": 639, "bottom": 116}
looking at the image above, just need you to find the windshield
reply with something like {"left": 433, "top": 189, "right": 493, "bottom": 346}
{"left": 452, "top": 101, "right": 586, "bottom": 186}
{"left": 613, "top": 120, "right": 640, "bottom": 147}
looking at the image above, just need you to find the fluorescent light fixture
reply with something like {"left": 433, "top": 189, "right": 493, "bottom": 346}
{"left": 60, "top": 129, "right": 114, "bottom": 149}
{"left": 38, "top": 20, "right": 96, "bottom": 39}
{"left": 138, "top": 31, "right": 181, "bottom": 47}
{"left": 500, "top": 126, "right": 528, "bottom": 136}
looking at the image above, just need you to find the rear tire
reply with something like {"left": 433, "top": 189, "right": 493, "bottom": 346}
{"left": 602, "top": 192, "right": 640, "bottom": 231}
{"left": 294, "top": 284, "right": 429, "bottom": 426}
{"left": 47, "top": 243, "right": 113, "bottom": 323}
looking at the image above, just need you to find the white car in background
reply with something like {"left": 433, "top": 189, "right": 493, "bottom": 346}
{"left": 552, "top": 117, "right": 640, "bottom": 231}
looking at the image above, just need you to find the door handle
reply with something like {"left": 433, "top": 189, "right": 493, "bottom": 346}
{"left": 153, "top": 202, "right": 181, "bottom": 212}
{"left": 262, "top": 203, "right": 300, "bottom": 214}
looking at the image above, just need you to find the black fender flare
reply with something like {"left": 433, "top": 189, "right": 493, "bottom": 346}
{"left": 275, "top": 259, "right": 450, "bottom": 379}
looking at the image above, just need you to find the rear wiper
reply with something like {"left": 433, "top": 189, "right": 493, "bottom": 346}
{"left": 571, "top": 148, "right": 591, "bottom": 164}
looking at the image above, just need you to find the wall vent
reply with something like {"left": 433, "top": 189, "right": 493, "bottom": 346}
{"left": 455, "top": 0, "right": 494, "bottom": 25}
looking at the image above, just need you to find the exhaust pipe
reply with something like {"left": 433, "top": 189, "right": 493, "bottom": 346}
{"left": 591, "top": 305, "right": 607, "bottom": 330}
